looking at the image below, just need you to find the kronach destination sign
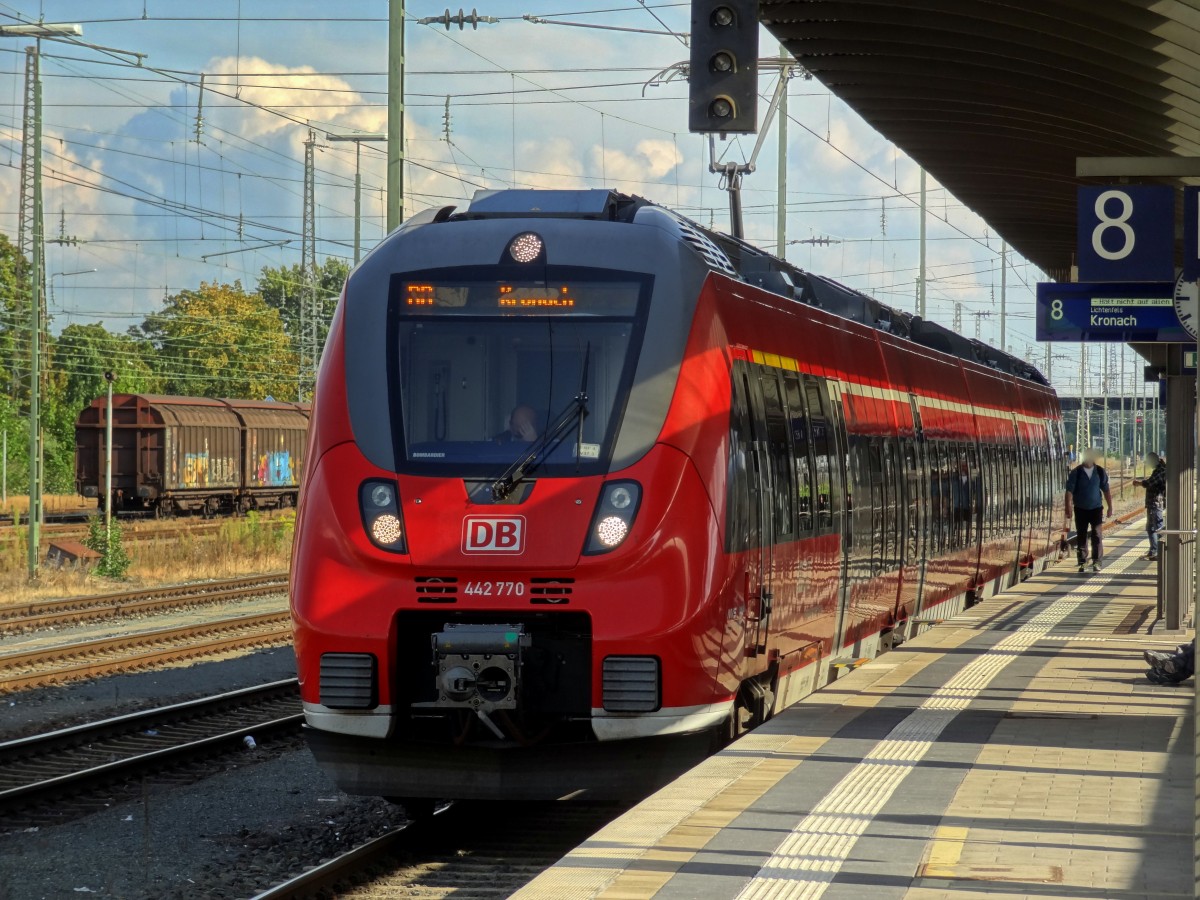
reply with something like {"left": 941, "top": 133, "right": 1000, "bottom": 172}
{"left": 1036, "top": 281, "right": 1189, "bottom": 342}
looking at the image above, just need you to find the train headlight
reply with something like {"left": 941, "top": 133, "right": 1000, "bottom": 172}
{"left": 508, "top": 232, "right": 544, "bottom": 263}
{"left": 584, "top": 480, "right": 641, "bottom": 555}
{"left": 596, "top": 516, "right": 628, "bottom": 547}
{"left": 359, "top": 479, "right": 408, "bottom": 553}
{"left": 370, "top": 514, "right": 403, "bottom": 545}
{"left": 608, "top": 486, "right": 633, "bottom": 510}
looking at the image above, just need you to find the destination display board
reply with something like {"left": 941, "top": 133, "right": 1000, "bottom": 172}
{"left": 1035, "top": 281, "right": 1189, "bottom": 342}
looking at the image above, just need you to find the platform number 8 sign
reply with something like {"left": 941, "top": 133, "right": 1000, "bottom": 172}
{"left": 1077, "top": 185, "right": 1174, "bottom": 282}
{"left": 1185, "top": 186, "right": 1200, "bottom": 283}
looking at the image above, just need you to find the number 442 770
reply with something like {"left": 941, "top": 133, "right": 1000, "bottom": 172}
{"left": 463, "top": 581, "right": 526, "bottom": 597}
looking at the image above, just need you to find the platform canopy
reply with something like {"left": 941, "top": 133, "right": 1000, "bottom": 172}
{"left": 759, "top": 0, "right": 1200, "bottom": 282}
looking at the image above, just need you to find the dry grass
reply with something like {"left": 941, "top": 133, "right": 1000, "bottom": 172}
{"left": 0, "top": 508, "right": 294, "bottom": 607}
{"left": 2, "top": 493, "right": 92, "bottom": 519}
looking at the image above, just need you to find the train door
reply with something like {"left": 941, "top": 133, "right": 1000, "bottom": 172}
{"left": 870, "top": 435, "right": 901, "bottom": 622}
{"left": 966, "top": 440, "right": 983, "bottom": 586}
{"left": 730, "top": 364, "right": 768, "bottom": 659}
{"left": 819, "top": 379, "right": 853, "bottom": 655}
{"left": 899, "top": 402, "right": 927, "bottom": 624}
{"left": 750, "top": 367, "right": 797, "bottom": 656}
{"left": 1009, "top": 414, "right": 1023, "bottom": 581}
{"left": 906, "top": 396, "right": 928, "bottom": 617}
{"left": 1043, "top": 418, "right": 1058, "bottom": 553}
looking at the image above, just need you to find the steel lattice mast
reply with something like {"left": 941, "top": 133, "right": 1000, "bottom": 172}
{"left": 300, "top": 128, "right": 317, "bottom": 401}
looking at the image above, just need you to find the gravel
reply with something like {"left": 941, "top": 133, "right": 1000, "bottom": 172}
{"left": 0, "top": 646, "right": 298, "bottom": 741}
{"left": 0, "top": 647, "right": 415, "bottom": 899}
{"left": 0, "top": 745, "right": 409, "bottom": 899}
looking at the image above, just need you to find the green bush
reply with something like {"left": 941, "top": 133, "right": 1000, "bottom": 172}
{"left": 85, "top": 514, "right": 131, "bottom": 578}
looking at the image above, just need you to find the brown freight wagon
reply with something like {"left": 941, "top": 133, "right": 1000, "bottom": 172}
{"left": 75, "top": 394, "right": 310, "bottom": 516}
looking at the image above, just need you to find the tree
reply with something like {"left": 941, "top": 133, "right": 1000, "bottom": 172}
{"left": 37, "top": 324, "right": 164, "bottom": 494}
{"left": 0, "top": 233, "right": 32, "bottom": 402}
{"left": 257, "top": 257, "right": 348, "bottom": 354}
{"left": 137, "top": 280, "right": 298, "bottom": 400}
{"left": 52, "top": 323, "right": 162, "bottom": 420}
{"left": 0, "top": 394, "right": 30, "bottom": 501}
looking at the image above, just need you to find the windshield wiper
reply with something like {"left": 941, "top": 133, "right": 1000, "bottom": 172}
{"left": 492, "top": 344, "right": 590, "bottom": 502}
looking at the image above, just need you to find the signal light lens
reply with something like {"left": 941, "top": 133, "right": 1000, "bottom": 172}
{"left": 712, "top": 51, "right": 734, "bottom": 72}
{"left": 508, "top": 232, "right": 544, "bottom": 263}
{"left": 711, "top": 5, "right": 735, "bottom": 26}
{"left": 584, "top": 481, "right": 641, "bottom": 555}
{"left": 710, "top": 97, "right": 734, "bottom": 119}
{"left": 359, "top": 479, "right": 408, "bottom": 553}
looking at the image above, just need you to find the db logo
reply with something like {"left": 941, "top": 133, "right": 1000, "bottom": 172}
{"left": 462, "top": 515, "right": 526, "bottom": 554}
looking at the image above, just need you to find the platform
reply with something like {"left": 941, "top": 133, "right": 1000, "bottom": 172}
{"left": 518, "top": 522, "right": 1193, "bottom": 899}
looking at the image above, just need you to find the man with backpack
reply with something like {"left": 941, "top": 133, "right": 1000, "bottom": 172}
{"left": 1064, "top": 449, "right": 1113, "bottom": 573}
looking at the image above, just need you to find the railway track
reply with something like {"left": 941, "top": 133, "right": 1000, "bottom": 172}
{"left": 251, "top": 798, "right": 630, "bottom": 900}
{"left": 0, "top": 609, "right": 293, "bottom": 693}
{"left": 0, "top": 512, "right": 294, "bottom": 547}
{"left": 0, "top": 572, "right": 289, "bottom": 634}
{"left": 0, "top": 679, "right": 301, "bottom": 826}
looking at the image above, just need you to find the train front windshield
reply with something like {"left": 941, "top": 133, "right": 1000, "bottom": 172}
{"left": 393, "top": 268, "right": 649, "bottom": 475}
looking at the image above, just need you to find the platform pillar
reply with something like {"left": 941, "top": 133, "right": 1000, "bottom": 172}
{"left": 1163, "top": 346, "right": 1194, "bottom": 631}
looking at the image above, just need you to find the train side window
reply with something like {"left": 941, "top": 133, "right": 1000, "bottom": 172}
{"left": 741, "top": 367, "right": 766, "bottom": 549}
{"left": 990, "top": 443, "right": 1001, "bottom": 535}
{"left": 883, "top": 438, "right": 900, "bottom": 569}
{"left": 867, "top": 437, "right": 885, "bottom": 574}
{"left": 979, "top": 445, "right": 990, "bottom": 543}
{"left": 726, "top": 361, "right": 755, "bottom": 552}
{"left": 1000, "top": 444, "right": 1009, "bottom": 534}
{"left": 782, "top": 371, "right": 814, "bottom": 535}
{"left": 934, "top": 442, "right": 949, "bottom": 554}
{"left": 950, "top": 441, "right": 960, "bottom": 554}
{"left": 1019, "top": 442, "right": 1031, "bottom": 525}
{"left": 759, "top": 367, "right": 795, "bottom": 542}
{"left": 803, "top": 377, "right": 835, "bottom": 529}
{"left": 903, "top": 439, "right": 921, "bottom": 564}
{"left": 961, "top": 441, "right": 977, "bottom": 549}
{"left": 1003, "top": 445, "right": 1013, "bottom": 532}
{"left": 986, "top": 444, "right": 998, "bottom": 541}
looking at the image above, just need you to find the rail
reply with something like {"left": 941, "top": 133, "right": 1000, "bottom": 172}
{"left": 248, "top": 820, "right": 430, "bottom": 900}
{"left": 0, "top": 610, "right": 293, "bottom": 693}
{"left": 0, "top": 573, "right": 288, "bottom": 634}
{"left": 0, "top": 679, "right": 301, "bottom": 821}
{"left": 247, "top": 797, "right": 631, "bottom": 900}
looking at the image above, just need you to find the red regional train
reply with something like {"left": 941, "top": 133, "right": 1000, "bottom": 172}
{"left": 291, "top": 189, "right": 1065, "bottom": 805}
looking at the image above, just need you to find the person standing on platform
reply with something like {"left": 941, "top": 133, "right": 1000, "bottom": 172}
{"left": 1064, "top": 449, "right": 1113, "bottom": 574}
{"left": 1133, "top": 451, "right": 1167, "bottom": 560}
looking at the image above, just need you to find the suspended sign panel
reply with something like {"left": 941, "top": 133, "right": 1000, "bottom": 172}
{"left": 1076, "top": 185, "right": 1175, "bottom": 282}
{"left": 1185, "top": 186, "right": 1200, "bottom": 282}
{"left": 1036, "top": 281, "right": 1186, "bottom": 342}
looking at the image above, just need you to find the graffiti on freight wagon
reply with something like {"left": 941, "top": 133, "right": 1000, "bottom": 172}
{"left": 257, "top": 451, "right": 294, "bottom": 486}
{"left": 183, "top": 452, "right": 209, "bottom": 487}
{"left": 181, "top": 451, "right": 237, "bottom": 487}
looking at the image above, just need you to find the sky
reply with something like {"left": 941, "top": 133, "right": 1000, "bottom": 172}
{"left": 0, "top": 0, "right": 1149, "bottom": 401}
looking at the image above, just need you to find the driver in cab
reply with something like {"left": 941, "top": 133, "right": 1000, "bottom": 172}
{"left": 497, "top": 404, "right": 540, "bottom": 443}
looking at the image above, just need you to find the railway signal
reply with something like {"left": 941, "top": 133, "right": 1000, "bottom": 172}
{"left": 689, "top": 1, "right": 759, "bottom": 133}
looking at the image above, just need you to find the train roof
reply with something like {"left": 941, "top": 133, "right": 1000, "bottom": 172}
{"left": 81, "top": 394, "right": 310, "bottom": 414}
{"left": 416, "top": 188, "right": 1049, "bottom": 389}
